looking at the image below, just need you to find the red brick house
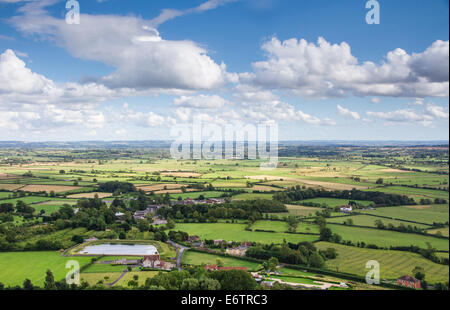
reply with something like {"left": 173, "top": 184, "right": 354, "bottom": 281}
{"left": 397, "top": 276, "right": 421, "bottom": 289}
{"left": 205, "top": 265, "right": 219, "bottom": 271}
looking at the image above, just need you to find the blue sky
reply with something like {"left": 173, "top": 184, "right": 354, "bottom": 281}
{"left": 0, "top": 0, "right": 448, "bottom": 141}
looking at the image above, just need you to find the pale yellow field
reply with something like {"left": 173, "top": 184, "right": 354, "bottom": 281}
{"left": 20, "top": 184, "right": 82, "bottom": 193}
{"left": 161, "top": 172, "right": 201, "bottom": 178}
{"left": 66, "top": 192, "right": 112, "bottom": 199}
{"left": 153, "top": 189, "right": 199, "bottom": 195}
{"left": 0, "top": 184, "right": 25, "bottom": 191}
{"left": 251, "top": 185, "right": 284, "bottom": 192}
{"left": 246, "top": 175, "right": 368, "bottom": 190}
{"left": 427, "top": 227, "right": 449, "bottom": 237}
{"left": 136, "top": 184, "right": 185, "bottom": 192}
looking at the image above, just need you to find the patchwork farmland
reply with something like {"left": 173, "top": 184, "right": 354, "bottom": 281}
{"left": 0, "top": 145, "right": 448, "bottom": 291}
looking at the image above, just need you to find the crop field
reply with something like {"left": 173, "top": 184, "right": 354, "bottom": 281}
{"left": 66, "top": 192, "right": 113, "bottom": 199}
{"left": 173, "top": 223, "right": 319, "bottom": 244}
{"left": 327, "top": 224, "right": 449, "bottom": 251}
{"left": 427, "top": 227, "right": 449, "bottom": 237}
{"left": 360, "top": 205, "right": 449, "bottom": 225}
{"left": 315, "top": 242, "right": 449, "bottom": 283}
{"left": 251, "top": 220, "right": 320, "bottom": 234}
{"left": 0, "top": 145, "right": 448, "bottom": 291}
{"left": 19, "top": 185, "right": 83, "bottom": 193}
{"left": 327, "top": 215, "right": 432, "bottom": 229}
{"left": 0, "top": 184, "right": 25, "bottom": 191}
{"left": 0, "top": 252, "right": 94, "bottom": 287}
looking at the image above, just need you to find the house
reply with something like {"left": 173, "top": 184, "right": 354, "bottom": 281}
{"left": 205, "top": 265, "right": 219, "bottom": 271}
{"left": 133, "top": 210, "right": 148, "bottom": 220}
{"left": 397, "top": 276, "right": 421, "bottom": 289}
{"left": 213, "top": 239, "right": 224, "bottom": 246}
{"left": 147, "top": 205, "right": 162, "bottom": 214}
{"left": 226, "top": 246, "right": 248, "bottom": 257}
{"left": 142, "top": 254, "right": 162, "bottom": 268}
{"left": 115, "top": 212, "right": 125, "bottom": 219}
{"left": 340, "top": 205, "right": 353, "bottom": 214}
{"left": 188, "top": 235, "right": 201, "bottom": 243}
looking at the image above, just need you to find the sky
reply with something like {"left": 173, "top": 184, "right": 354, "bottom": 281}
{"left": 0, "top": 0, "right": 448, "bottom": 142}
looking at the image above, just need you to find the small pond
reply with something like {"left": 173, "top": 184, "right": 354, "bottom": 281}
{"left": 79, "top": 243, "right": 158, "bottom": 256}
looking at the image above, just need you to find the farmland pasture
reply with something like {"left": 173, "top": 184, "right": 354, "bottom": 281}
{"left": 327, "top": 224, "right": 449, "bottom": 251}
{"left": 173, "top": 223, "right": 319, "bottom": 244}
{"left": 298, "top": 197, "right": 373, "bottom": 207}
{"left": 0, "top": 252, "right": 93, "bottom": 287}
{"left": 181, "top": 251, "right": 261, "bottom": 270}
{"left": 360, "top": 205, "right": 449, "bottom": 225}
{"left": 327, "top": 215, "right": 432, "bottom": 229}
{"left": 315, "top": 242, "right": 449, "bottom": 283}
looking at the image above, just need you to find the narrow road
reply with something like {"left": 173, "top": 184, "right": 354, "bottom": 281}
{"left": 168, "top": 240, "right": 189, "bottom": 271}
{"left": 108, "top": 269, "right": 128, "bottom": 287}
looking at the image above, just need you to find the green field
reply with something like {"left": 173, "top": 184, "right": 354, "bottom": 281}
{"left": 232, "top": 193, "right": 274, "bottom": 200}
{"left": 327, "top": 224, "right": 449, "bottom": 251}
{"left": 315, "top": 242, "right": 449, "bottom": 283}
{"left": 327, "top": 215, "right": 432, "bottom": 229}
{"left": 298, "top": 198, "right": 373, "bottom": 207}
{"left": 360, "top": 205, "right": 449, "bottom": 225}
{"left": 173, "top": 223, "right": 319, "bottom": 244}
{"left": 0, "top": 252, "right": 94, "bottom": 287}
{"left": 365, "top": 186, "right": 449, "bottom": 201}
{"left": 181, "top": 251, "right": 261, "bottom": 270}
{"left": 251, "top": 220, "right": 320, "bottom": 234}
{"left": 171, "top": 191, "right": 225, "bottom": 200}
{"left": 115, "top": 271, "right": 161, "bottom": 287}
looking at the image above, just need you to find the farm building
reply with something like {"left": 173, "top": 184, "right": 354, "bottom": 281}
{"left": 225, "top": 245, "right": 250, "bottom": 257}
{"left": 142, "top": 254, "right": 162, "bottom": 268}
{"left": 397, "top": 276, "right": 421, "bottom": 289}
{"left": 141, "top": 254, "right": 175, "bottom": 270}
{"left": 340, "top": 205, "right": 353, "bottom": 214}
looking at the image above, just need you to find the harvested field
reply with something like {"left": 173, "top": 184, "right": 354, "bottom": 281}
{"left": 19, "top": 184, "right": 82, "bottom": 193}
{"left": 66, "top": 192, "right": 112, "bottom": 199}
{"left": 161, "top": 172, "right": 201, "bottom": 178}
{"left": 154, "top": 189, "right": 198, "bottom": 195}
{"left": 0, "top": 184, "right": 25, "bottom": 191}
{"left": 379, "top": 169, "right": 411, "bottom": 173}
{"left": 136, "top": 184, "right": 185, "bottom": 192}
{"left": 0, "top": 173, "right": 22, "bottom": 180}
{"left": 245, "top": 175, "right": 368, "bottom": 190}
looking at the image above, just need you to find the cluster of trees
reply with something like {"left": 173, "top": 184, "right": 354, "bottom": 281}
{"left": 158, "top": 200, "right": 287, "bottom": 223}
{"left": 97, "top": 181, "right": 136, "bottom": 194}
{"left": 273, "top": 186, "right": 416, "bottom": 207}
{"left": 0, "top": 201, "right": 35, "bottom": 216}
{"left": 374, "top": 219, "right": 428, "bottom": 234}
{"left": 246, "top": 241, "right": 327, "bottom": 268}
{"left": 0, "top": 267, "right": 257, "bottom": 291}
